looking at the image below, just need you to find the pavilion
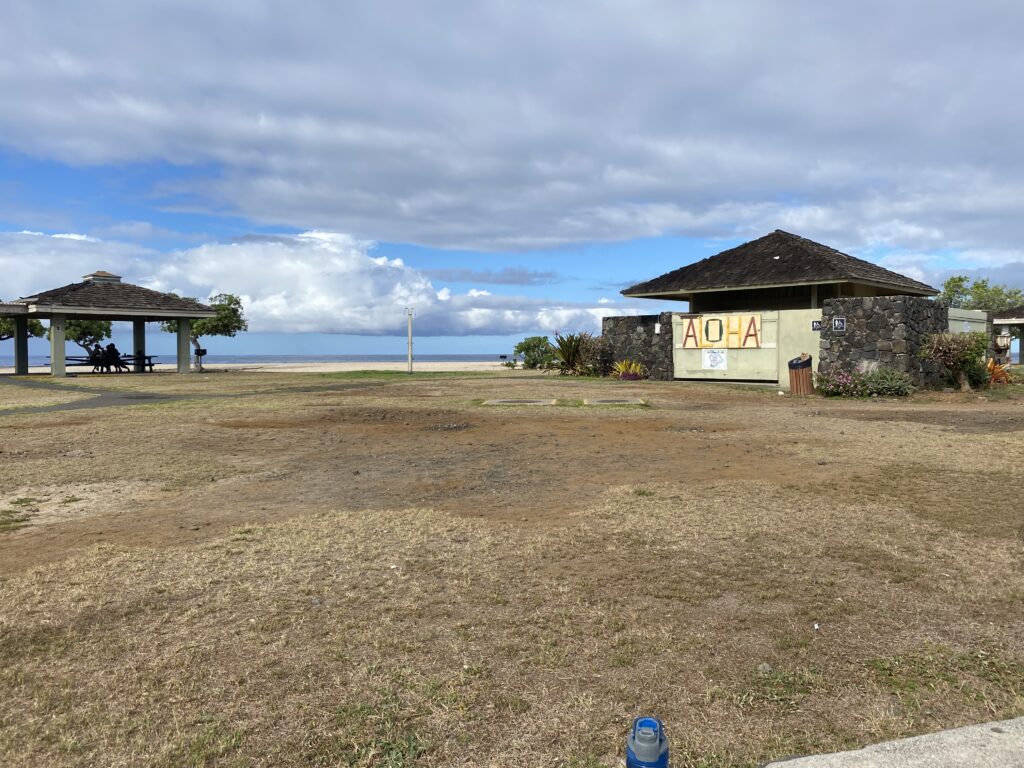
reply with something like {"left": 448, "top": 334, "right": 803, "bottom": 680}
{"left": 1, "top": 271, "right": 215, "bottom": 377}
{"left": 992, "top": 305, "right": 1024, "bottom": 365}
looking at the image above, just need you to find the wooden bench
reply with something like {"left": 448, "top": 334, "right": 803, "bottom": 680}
{"left": 58, "top": 355, "right": 158, "bottom": 373}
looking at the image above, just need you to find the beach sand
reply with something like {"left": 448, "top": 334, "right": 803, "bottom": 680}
{"left": 0, "top": 360, "right": 508, "bottom": 375}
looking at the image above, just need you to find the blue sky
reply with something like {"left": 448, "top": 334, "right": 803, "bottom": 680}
{"left": 3, "top": 2, "right": 1023, "bottom": 357}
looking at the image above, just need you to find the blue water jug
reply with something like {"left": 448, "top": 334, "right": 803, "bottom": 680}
{"left": 626, "top": 716, "right": 669, "bottom": 768}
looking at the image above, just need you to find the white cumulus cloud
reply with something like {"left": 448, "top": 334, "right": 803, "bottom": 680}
{"left": 1, "top": 230, "right": 634, "bottom": 336}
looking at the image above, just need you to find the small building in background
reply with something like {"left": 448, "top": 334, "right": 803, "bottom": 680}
{"left": 604, "top": 230, "right": 988, "bottom": 389}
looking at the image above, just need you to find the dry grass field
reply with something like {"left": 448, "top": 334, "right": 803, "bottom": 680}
{"left": 1, "top": 371, "right": 1022, "bottom": 767}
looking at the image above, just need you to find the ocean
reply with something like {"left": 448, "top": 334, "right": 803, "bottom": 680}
{"left": 0, "top": 353, "right": 510, "bottom": 366}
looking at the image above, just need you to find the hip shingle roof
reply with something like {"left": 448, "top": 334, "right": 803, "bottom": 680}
{"left": 623, "top": 230, "right": 938, "bottom": 297}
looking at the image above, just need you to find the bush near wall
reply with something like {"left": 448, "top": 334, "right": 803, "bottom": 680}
{"left": 550, "top": 332, "right": 612, "bottom": 376}
{"left": 918, "top": 332, "right": 989, "bottom": 392}
{"left": 817, "top": 367, "right": 912, "bottom": 397}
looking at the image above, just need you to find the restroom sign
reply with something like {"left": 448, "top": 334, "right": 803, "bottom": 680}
{"left": 680, "top": 314, "right": 761, "bottom": 349}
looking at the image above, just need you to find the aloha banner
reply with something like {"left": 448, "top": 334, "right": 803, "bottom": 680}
{"left": 679, "top": 313, "right": 762, "bottom": 349}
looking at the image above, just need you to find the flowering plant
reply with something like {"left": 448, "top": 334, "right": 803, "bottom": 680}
{"left": 816, "top": 366, "right": 913, "bottom": 397}
{"left": 816, "top": 368, "right": 868, "bottom": 397}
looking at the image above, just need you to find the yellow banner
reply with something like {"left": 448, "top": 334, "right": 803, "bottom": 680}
{"left": 680, "top": 314, "right": 761, "bottom": 349}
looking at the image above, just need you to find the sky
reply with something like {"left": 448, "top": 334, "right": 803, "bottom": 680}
{"left": 2, "top": 1, "right": 1023, "bottom": 356}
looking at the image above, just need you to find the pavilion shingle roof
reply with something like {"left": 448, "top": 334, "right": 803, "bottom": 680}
{"left": 622, "top": 230, "right": 938, "bottom": 297}
{"left": 994, "top": 305, "right": 1024, "bottom": 320}
{"left": 20, "top": 280, "right": 213, "bottom": 314}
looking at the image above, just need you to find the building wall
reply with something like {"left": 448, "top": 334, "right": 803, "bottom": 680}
{"left": 603, "top": 301, "right": 989, "bottom": 389}
{"left": 601, "top": 312, "right": 674, "bottom": 380}
{"left": 671, "top": 312, "right": 780, "bottom": 381}
{"left": 670, "top": 309, "right": 821, "bottom": 387}
{"left": 948, "top": 308, "right": 989, "bottom": 334}
{"left": 777, "top": 309, "right": 824, "bottom": 374}
{"left": 818, "top": 296, "right": 948, "bottom": 386}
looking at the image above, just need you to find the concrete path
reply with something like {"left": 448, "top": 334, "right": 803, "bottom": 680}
{"left": 0, "top": 375, "right": 386, "bottom": 415}
{"left": 0, "top": 375, "right": 190, "bottom": 414}
{"left": 765, "top": 716, "right": 1024, "bottom": 767}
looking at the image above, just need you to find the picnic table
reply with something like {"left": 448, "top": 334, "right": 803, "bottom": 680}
{"left": 56, "top": 354, "right": 158, "bottom": 373}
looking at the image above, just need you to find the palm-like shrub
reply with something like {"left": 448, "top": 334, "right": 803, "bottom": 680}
{"left": 861, "top": 367, "right": 913, "bottom": 396}
{"left": 550, "top": 332, "right": 611, "bottom": 376}
{"left": 612, "top": 359, "right": 648, "bottom": 380}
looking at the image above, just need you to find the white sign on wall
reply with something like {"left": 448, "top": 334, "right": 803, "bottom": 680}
{"left": 702, "top": 348, "right": 728, "bottom": 370}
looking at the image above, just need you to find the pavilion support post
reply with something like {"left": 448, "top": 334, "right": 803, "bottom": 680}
{"left": 133, "top": 320, "right": 146, "bottom": 373}
{"left": 50, "top": 315, "right": 66, "bottom": 378}
{"left": 176, "top": 318, "right": 191, "bottom": 374}
{"left": 13, "top": 316, "right": 29, "bottom": 375}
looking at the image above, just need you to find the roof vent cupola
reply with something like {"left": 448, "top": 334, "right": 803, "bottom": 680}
{"left": 83, "top": 271, "right": 122, "bottom": 284}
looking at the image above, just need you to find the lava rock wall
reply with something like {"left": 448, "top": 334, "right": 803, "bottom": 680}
{"left": 601, "top": 312, "right": 674, "bottom": 380}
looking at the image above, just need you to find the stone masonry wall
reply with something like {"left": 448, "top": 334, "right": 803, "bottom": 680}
{"left": 601, "top": 312, "right": 674, "bottom": 380}
{"left": 818, "top": 296, "right": 947, "bottom": 386}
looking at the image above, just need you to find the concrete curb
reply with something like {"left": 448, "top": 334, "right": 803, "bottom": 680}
{"left": 763, "top": 716, "right": 1024, "bottom": 767}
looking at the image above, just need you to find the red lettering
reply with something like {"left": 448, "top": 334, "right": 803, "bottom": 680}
{"left": 742, "top": 316, "right": 760, "bottom": 348}
{"left": 683, "top": 318, "right": 699, "bottom": 348}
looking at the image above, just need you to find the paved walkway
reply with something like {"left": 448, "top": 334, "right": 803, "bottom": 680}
{"left": 765, "top": 716, "right": 1024, "bottom": 767}
{"left": 0, "top": 375, "right": 190, "bottom": 414}
{"left": 0, "top": 375, "right": 384, "bottom": 415}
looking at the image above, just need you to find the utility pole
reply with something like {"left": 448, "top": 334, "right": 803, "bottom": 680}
{"left": 405, "top": 307, "right": 414, "bottom": 374}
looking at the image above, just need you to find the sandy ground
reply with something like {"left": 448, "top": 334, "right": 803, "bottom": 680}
{"left": 0, "top": 361, "right": 507, "bottom": 375}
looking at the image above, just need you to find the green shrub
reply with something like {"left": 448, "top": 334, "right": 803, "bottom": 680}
{"left": 818, "top": 366, "right": 913, "bottom": 397}
{"left": 550, "top": 332, "right": 610, "bottom": 376}
{"left": 578, "top": 333, "right": 611, "bottom": 376}
{"left": 612, "top": 359, "right": 648, "bottom": 380}
{"left": 551, "top": 332, "right": 583, "bottom": 374}
{"left": 919, "top": 332, "right": 988, "bottom": 391}
{"left": 861, "top": 367, "right": 913, "bottom": 397}
{"left": 963, "top": 360, "right": 989, "bottom": 390}
{"left": 513, "top": 336, "right": 555, "bottom": 370}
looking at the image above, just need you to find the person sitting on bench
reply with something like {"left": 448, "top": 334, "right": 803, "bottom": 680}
{"left": 103, "top": 343, "right": 129, "bottom": 373}
{"left": 89, "top": 344, "right": 104, "bottom": 373}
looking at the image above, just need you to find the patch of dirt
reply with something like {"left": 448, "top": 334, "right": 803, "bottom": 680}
{"left": 1, "top": 415, "right": 97, "bottom": 429}
{"left": 827, "top": 407, "right": 1024, "bottom": 433}
{"left": 0, "top": 378, "right": 1021, "bottom": 576}
{"left": 0, "top": 482, "right": 160, "bottom": 533}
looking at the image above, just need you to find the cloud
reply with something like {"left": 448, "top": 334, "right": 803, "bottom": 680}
{"left": 1, "top": 230, "right": 630, "bottom": 335}
{"left": 3, "top": 2, "right": 1024, "bottom": 254}
{"left": 0, "top": 231, "right": 153, "bottom": 299}
{"left": 877, "top": 248, "right": 1024, "bottom": 294}
{"left": 422, "top": 267, "right": 561, "bottom": 285}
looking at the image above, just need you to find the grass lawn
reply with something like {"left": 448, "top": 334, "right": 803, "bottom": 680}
{"left": 0, "top": 374, "right": 1022, "bottom": 767}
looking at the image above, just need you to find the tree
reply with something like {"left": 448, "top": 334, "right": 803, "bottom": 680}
{"left": 941, "top": 276, "right": 1024, "bottom": 362}
{"left": 160, "top": 293, "right": 247, "bottom": 371}
{"left": 47, "top": 320, "right": 112, "bottom": 352}
{"left": 940, "top": 275, "right": 1024, "bottom": 312}
{"left": 513, "top": 335, "right": 555, "bottom": 369}
{"left": 0, "top": 317, "right": 45, "bottom": 341}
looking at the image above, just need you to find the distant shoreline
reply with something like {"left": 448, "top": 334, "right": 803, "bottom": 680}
{"left": 0, "top": 360, "right": 510, "bottom": 375}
